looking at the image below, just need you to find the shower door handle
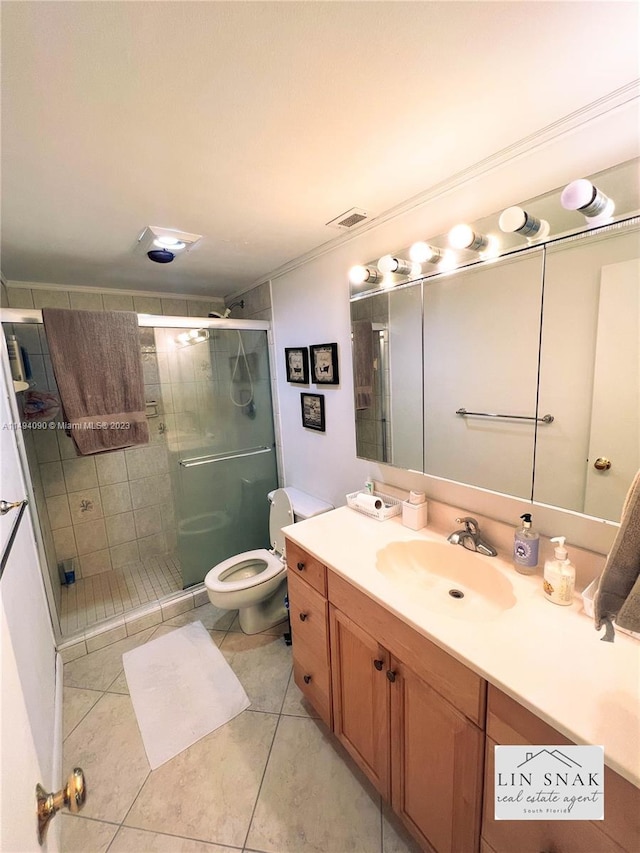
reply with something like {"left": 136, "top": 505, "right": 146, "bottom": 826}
{"left": 0, "top": 498, "right": 26, "bottom": 515}
{"left": 179, "top": 445, "right": 272, "bottom": 468}
{"left": 0, "top": 498, "right": 28, "bottom": 582}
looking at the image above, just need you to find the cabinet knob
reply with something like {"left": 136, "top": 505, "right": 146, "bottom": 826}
{"left": 297, "top": 561, "right": 305, "bottom": 571}
{"left": 386, "top": 670, "right": 396, "bottom": 683}
{"left": 373, "top": 659, "right": 384, "bottom": 671}
{"left": 303, "top": 674, "right": 312, "bottom": 684}
{"left": 594, "top": 457, "right": 612, "bottom": 471}
{"left": 299, "top": 612, "right": 307, "bottom": 621}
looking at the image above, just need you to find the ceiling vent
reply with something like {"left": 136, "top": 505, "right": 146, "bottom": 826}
{"left": 325, "top": 208, "right": 369, "bottom": 230}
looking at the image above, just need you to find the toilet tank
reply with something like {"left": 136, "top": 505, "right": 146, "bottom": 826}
{"left": 267, "top": 487, "right": 333, "bottom": 522}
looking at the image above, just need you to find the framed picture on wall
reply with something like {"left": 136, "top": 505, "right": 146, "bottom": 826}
{"left": 310, "top": 342, "right": 339, "bottom": 385}
{"left": 300, "top": 393, "right": 325, "bottom": 432}
{"left": 285, "top": 347, "right": 309, "bottom": 384}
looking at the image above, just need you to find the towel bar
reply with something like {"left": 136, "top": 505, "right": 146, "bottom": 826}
{"left": 179, "top": 445, "right": 272, "bottom": 468}
{"left": 456, "top": 408, "right": 554, "bottom": 424}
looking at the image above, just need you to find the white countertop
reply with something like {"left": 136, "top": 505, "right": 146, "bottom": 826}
{"left": 283, "top": 507, "right": 640, "bottom": 788}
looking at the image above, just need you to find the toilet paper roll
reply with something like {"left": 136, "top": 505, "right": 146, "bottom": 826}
{"left": 409, "top": 490, "right": 426, "bottom": 505}
{"left": 354, "top": 493, "right": 383, "bottom": 513}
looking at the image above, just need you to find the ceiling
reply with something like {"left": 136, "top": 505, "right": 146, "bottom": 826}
{"left": 2, "top": 1, "right": 638, "bottom": 298}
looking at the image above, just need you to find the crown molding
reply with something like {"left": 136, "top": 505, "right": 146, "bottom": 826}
{"left": 259, "top": 80, "right": 640, "bottom": 285}
{"left": 3, "top": 280, "right": 224, "bottom": 303}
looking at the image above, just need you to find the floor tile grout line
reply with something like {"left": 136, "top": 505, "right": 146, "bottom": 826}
{"left": 104, "top": 820, "right": 247, "bottom": 853}
{"left": 278, "top": 665, "right": 295, "bottom": 716}
{"left": 240, "top": 709, "right": 285, "bottom": 852}
{"left": 62, "top": 686, "right": 108, "bottom": 745}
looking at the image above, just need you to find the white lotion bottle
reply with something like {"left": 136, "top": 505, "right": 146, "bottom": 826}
{"left": 543, "top": 537, "right": 575, "bottom": 606}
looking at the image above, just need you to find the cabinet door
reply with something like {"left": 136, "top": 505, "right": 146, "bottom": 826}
{"left": 390, "top": 656, "right": 484, "bottom": 853}
{"left": 482, "top": 736, "right": 624, "bottom": 853}
{"left": 329, "top": 605, "right": 390, "bottom": 797}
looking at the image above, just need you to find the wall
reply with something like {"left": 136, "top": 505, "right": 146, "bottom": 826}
{"left": 1, "top": 283, "right": 226, "bottom": 584}
{"left": 271, "top": 98, "right": 639, "bottom": 555}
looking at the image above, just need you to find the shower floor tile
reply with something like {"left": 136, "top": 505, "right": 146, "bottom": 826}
{"left": 60, "top": 554, "right": 183, "bottom": 635}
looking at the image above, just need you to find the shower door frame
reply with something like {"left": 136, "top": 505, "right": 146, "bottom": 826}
{"left": 0, "top": 308, "right": 273, "bottom": 645}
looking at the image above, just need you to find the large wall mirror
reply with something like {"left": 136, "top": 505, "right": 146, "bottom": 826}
{"left": 350, "top": 158, "right": 640, "bottom": 523}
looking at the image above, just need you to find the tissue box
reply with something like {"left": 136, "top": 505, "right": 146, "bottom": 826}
{"left": 402, "top": 500, "right": 428, "bottom": 531}
{"left": 582, "top": 578, "right": 640, "bottom": 640}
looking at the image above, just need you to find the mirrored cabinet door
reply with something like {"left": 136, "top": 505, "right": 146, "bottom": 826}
{"left": 352, "top": 286, "right": 424, "bottom": 471}
{"left": 422, "top": 249, "right": 544, "bottom": 500}
{"left": 535, "top": 223, "right": 640, "bottom": 521}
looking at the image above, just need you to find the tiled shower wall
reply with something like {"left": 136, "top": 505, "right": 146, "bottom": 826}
{"left": 2, "top": 283, "right": 226, "bottom": 587}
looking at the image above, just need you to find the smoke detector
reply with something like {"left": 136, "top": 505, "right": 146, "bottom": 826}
{"left": 136, "top": 226, "right": 203, "bottom": 260}
{"left": 325, "top": 208, "right": 369, "bottom": 230}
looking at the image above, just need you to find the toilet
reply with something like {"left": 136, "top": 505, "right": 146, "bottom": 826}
{"left": 204, "top": 487, "right": 333, "bottom": 634}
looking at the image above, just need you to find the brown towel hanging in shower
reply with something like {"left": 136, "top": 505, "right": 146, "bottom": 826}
{"left": 42, "top": 308, "right": 149, "bottom": 455}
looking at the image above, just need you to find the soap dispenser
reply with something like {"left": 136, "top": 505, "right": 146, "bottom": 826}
{"left": 513, "top": 513, "right": 539, "bottom": 574}
{"left": 543, "top": 537, "right": 576, "bottom": 606}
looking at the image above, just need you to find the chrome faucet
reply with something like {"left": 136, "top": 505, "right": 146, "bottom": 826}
{"left": 447, "top": 516, "right": 497, "bottom": 557}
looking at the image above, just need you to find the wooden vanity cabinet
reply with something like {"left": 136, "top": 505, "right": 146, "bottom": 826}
{"left": 329, "top": 606, "right": 391, "bottom": 796}
{"left": 329, "top": 570, "right": 485, "bottom": 853}
{"left": 285, "top": 539, "right": 332, "bottom": 728}
{"left": 481, "top": 686, "right": 640, "bottom": 853}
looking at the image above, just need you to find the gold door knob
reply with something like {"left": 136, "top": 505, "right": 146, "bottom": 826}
{"left": 36, "top": 767, "right": 86, "bottom": 844}
{"left": 594, "top": 457, "right": 612, "bottom": 471}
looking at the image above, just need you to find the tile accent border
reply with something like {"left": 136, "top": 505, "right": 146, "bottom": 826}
{"left": 57, "top": 585, "right": 205, "bottom": 660}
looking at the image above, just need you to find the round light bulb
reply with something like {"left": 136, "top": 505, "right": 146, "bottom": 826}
{"left": 348, "top": 265, "right": 380, "bottom": 285}
{"left": 154, "top": 236, "right": 186, "bottom": 250}
{"left": 499, "top": 206, "right": 527, "bottom": 233}
{"left": 448, "top": 224, "right": 476, "bottom": 250}
{"left": 560, "top": 179, "right": 614, "bottom": 220}
{"left": 409, "top": 241, "right": 441, "bottom": 264}
{"left": 377, "top": 254, "right": 396, "bottom": 274}
{"left": 561, "top": 179, "right": 596, "bottom": 211}
{"left": 349, "top": 265, "right": 369, "bottom": 285}
{"left": 499, "top": 206, "right": 549, "bottom": 240}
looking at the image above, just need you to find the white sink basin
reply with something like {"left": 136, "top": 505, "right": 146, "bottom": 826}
{"left": 376, "top": 539, "right": 516, "bottom": 621}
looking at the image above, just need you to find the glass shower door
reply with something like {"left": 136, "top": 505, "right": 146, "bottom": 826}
{"left": 155, "top": 325, "right": 278, "bottom": 587}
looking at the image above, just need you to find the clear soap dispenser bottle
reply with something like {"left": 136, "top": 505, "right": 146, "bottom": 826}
{"left": 543, "top": 537, "right": 575, "bottom": 606}
{"left": 513, "top": 513, "right": 539, "bottom": 574}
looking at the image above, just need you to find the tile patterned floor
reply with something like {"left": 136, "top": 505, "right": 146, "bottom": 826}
{"left": 60, "top": 555, "right": 183, "bottom": 635}
{"left": 61, "top": 604, "right": 423, "bottom": 853}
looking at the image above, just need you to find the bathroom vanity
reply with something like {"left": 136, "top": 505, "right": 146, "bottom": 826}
{"left": 284, "top": 509, "right": 640, "bottom": 853}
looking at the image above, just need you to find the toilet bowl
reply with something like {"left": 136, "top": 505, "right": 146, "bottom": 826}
{"left": 205, "top": 487, "right": 333, "bottom": 634}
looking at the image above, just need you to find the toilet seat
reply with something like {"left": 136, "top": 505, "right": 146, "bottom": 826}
{"left": 204, "top": 548, "right": 285, "bottom": 594}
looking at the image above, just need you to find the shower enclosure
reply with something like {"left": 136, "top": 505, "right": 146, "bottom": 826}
{"left": 0, "top": 310, "right": 278, "bottom": 641}
{"left": 154, "top": 324, "right": 278, "bottom": 587}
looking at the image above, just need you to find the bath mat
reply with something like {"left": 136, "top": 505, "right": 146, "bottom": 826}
{"left": 123, "top": 621, "right": 250, "bottom": 769}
